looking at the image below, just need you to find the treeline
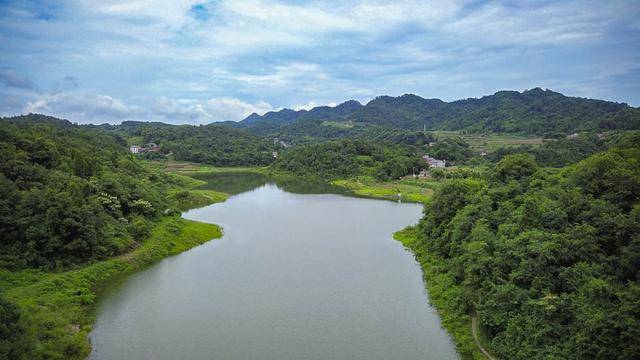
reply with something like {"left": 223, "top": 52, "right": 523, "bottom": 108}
{"left": 487, "top": 132, "right": 638, "bottom": 167}
{"left": 0, "top": 115, "right": 183, "bottom": 270}
{"left": 270, "top": 139, "right": 423, "bottom": 180}
{"left": 99, "top": 121, "right": 277, "bottom": 166}
{"left": 241, "top": 114, "right": 437, "bottom": 147}
{"left": 415, "top": 133, "right": 640, "bottom": 359}
{"left": 418, "top": 131, "right": 638, "bottom": 168}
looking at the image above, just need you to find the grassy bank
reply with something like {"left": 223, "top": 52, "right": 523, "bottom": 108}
{"left": 0, "top": 217, "right": 222, "bottom": 360}
{"left": 394, "top": 226, "right": 485, "bottom": 360}
{"left": 332, "top": 176, "right": 438, "bottom": 203}
{"left": 0, "top": 169, "right": 227, "bottom": 360}
{"left": 154, "top": 160, "right": 268, "bottom": 175}
{"left": 168, "top": 188, "right": 228, "bottom": 211}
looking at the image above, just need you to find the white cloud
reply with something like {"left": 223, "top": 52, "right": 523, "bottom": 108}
{"left": 443, "top": 1, "right": 627, "bottom": 46}
{"left": 20, "top": 92, "right": 276, "bottom": 124}
{"left": 23, "top": 92, "right": 144, "bottom": 123}
{"left": 232, "top": 63, "right": 323, "bottom": 87}
{"left": 291, "top": 101, "right": 338, "bottom": 111}
{"left": 153, "top": 96, "right": 275, "bottom": 123}
{"left": 2, "top": 0, "right": 640, "bottom": 119}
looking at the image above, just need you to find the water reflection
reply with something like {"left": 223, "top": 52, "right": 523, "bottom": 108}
{"left": 191, "top": 171, "right": 348, "bottom": 196}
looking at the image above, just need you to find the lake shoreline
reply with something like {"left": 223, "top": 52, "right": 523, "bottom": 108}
{"left": 0, "top": 186, "right": 226, "bottom": 360}
{"left": 1, "top": 167, "right": 446, "bottom": 359}
{"left": 394, "top": 226, "right": 486, "bottom": 360}
{"left": 89, "top": 177, "right": 459, "bottom": 359}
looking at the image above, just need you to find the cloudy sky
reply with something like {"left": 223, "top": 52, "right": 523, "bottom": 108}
{"left": 1, "top": 0, "right": 639, "bottom": 124}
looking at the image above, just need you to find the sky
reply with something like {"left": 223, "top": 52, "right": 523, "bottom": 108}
{"left": 0, "top": 0, "right": 639, "bottom": 124}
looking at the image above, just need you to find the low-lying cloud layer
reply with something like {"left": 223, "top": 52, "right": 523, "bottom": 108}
{"left": 0, "top": 0, "right": 638, "bottom": 124}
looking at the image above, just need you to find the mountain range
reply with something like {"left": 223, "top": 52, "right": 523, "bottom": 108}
{"left": 236, "top": 88, "right": 640, "bottom": 138}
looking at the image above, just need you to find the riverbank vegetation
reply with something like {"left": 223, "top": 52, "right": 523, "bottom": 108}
{"left": 0, "top": 116, "right": 228, "bottom": 359}
{"left": 331, "top": 177, "right": 436, "bottom": 203}
{"left": 394, "top": 227, "right": 484, "bottom": 359}
{"left": 403, "top": 132, "right": 640, "bottom": 359}
{"left": 0, "top": 115, "right": 213, "bottom": 270}
{"left": 0, "top": 217, "right": 221, "bottom": 360}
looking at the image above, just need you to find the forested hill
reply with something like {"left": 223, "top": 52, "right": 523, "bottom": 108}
{"left": 414, "top": 133, "right": 640, "bottom": 359}
{"left": 0, "top": 114, "right": 172, "bottom": 269}
{"left": 238, "top": 88, "right": 640, "bottom": 136}
{"left": 97, "top": 121, "right": 277, "bottom": 166}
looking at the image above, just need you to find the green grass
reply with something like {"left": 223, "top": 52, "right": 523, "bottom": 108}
{"left": 153, "top": 160, "right": 268, "bottom": 174}
{"left": 321, "top": 120, "right": 355, "bottom": 129}
{"left": 332, "top": 176, "right": 437, "bottom": 203}
{"left": 432, "top": 130, "right": 545, "bottom": 152}
{"left": 0, "top": 217, "right": 222, "bottom": 360}
{"left": 394, "top": 226, "right": 486, "bottom": 360}
{"left": 168, "top": 189, "right": 229, "bottom": 211}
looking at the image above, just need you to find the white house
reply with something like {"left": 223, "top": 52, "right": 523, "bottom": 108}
{"left": 422, "top": 155, "right": 446, "bottom": 168}
{"left": 130, "top": 145, "right": 141, "bottom": 154}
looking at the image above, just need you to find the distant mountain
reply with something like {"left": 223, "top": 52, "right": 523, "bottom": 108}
{"left": 239, "top": 88, "right": 640, "bottom": 136}
{"left": 243, "top": 99, "right": 363, "bottom": 126}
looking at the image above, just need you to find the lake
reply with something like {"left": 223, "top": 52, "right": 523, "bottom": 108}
{"left": 89, "top": 176, "right": 458, "bottom": 360}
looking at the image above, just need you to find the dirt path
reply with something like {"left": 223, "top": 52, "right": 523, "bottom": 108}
{"left": 471, "top": 316, "right": 497, "bottom": 360}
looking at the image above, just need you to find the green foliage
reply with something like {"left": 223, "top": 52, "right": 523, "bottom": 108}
{"left": 331, "top": 177, "right": 436, "bottom": 203}
{"left": 394, "top": 227, "right": 485, "bottom": 359}
{"left": 103, "top": 121, "right": 276, "bottom": 166}
{"left": 427, "top": 137, "right": 474, "bottom": 163}
{"left": 487, "top": 133, "right": 607, "bottom": 167}
{"left": 0, "top": 115, "right": 182, "bottom": 270}
{"left": 271, "top": 139, "right": 422, "bottom": 180}
{"left": 414, "top": 140, "right": 640, "bottom": 359}
{"left": 169, "top": 189, "right": 228, "bottom": 211}
{"left": 494, "top": 154, "right": 538, "bottom": 182}
{"left": 1, "top": 217, "right": 222, "bottom": 360}
{"left": 0, "top": 295, "right": 31, "bottom": 359}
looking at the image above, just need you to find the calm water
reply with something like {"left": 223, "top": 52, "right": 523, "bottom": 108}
{"left": 89, "top": 178, "right": 458, "bottom": 360}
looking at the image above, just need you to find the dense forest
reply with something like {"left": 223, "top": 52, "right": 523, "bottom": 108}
{"left": 238, "top": 88, "right": 640, "bottom": 138}
{"left": 0, "top": 115, "right": 184, "bottom": 270}
{"left": 97, "top": 121, "right": 277, "bottom": 166}
{"left": 0, "top": 115, "right": 230, "bottom": 358}
{"left": 485, "top": 132, "right": 636, "bottom": 167}
{"left": 413, "top": 132, "right": 640, "bottom": 359}
{"left": 271, "top": 139, "right": 423, "bottom": 180}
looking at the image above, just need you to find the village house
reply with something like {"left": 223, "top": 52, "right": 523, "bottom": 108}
{"left": 422, "top": 155, "right": 446, "bottom": 168}
{"left": 129, "top": 143, "right": 160, "bottom": 154}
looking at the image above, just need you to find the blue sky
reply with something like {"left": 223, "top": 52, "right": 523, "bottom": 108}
{"left": 1, "top": 0, "right": 639, "bottom": 124}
